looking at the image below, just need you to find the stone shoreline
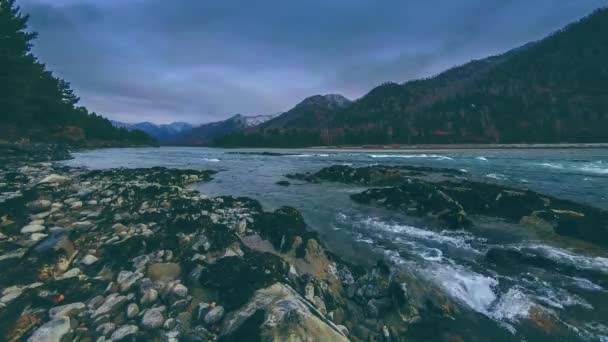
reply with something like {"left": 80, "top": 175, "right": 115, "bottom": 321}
{"left": 0, "top": 147, "right": 448, "bottom": 342}
{"left": 3, "top": 147, "right": 604, "bottom": 341}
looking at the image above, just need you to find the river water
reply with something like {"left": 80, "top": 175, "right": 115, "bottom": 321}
{"left": 65, "top": 147, "right": 608, "bottom": 341}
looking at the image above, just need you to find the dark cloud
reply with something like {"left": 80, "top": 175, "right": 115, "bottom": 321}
{"left": 18, "top": 0, "right": 606, "bottom": 124}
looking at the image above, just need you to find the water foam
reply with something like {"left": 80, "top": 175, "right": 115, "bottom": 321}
{"left": 476, "top": 156, "right": 489, "bottom": 161}
{"left": 369, "top": 154, "right": 453, "bottom": 160}
{"left": 203, "top": 158, "right": 220, "bottom": 162}
{"left": 523, "top": 244, "right": 608, "bottom": 272}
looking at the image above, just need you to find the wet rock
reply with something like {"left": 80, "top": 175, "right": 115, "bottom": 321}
{"left": 110, "top": 324, "right": 139, "bottom": 340}
{"left": 220, "top": 283, "right": 347, "bottom": 341}
{"left": 27, "top": 317, "right": 72, "bottom": 342}
{"left": 204, "top": 306, "right": 225, "bottom": 325}
{"left": 141, "top": 306, "right": 166, "bottom": 330}
{"left": 92, "top": 293, "right": 128, "bottom": 319}
{"left": 147, "top": 263, "right": 181, "bottom": 282}
{"left": 49, "top": 302, "right": 86, "bottom": 319}
{"left": 199, "top": 251, "right": 289, "bottom": 310}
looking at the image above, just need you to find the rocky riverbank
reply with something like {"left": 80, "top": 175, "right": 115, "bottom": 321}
{"left": 0, "top": 149, "right": 471, "bottom": 342}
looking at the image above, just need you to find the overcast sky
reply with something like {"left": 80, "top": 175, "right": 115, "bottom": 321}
{"left": 19, "top": 0, "right": 606, "bottom": 124}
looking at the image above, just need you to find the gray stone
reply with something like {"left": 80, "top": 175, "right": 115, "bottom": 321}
{"left": 141, "top": 306, "right": 166, "bottom": 330}
{"left": 21, "top": 224, "right": 45, "bottom": 234}
{"left": 95, "top": 323, "right": 117, "bottom": 337}
{"left": 116, "top": 271, "right": 143, "bottom": 292}
{"left": 204, "top": 306, "right": 225, "bottom": 325}
{"left": 27, "top": 199, "right": 52, "bottom": 212}
{"left": 27, "top": 317, "right": 72, "bottom": 342}
{"left": 92, "top": 293, "right": 128, "bottom": 319}
{"left": 81, "top": 254, "right": 99, "bottom": 266}
{"left": 110, "top": 325, "right": 139, "bottom": 340}
{"left": 39, "top": 174, "right": 70, "bottom": 184}
{"left": 163, "top": 318, "right": 177, "bottom": 330}
{"left": 172, "top": 284, "right": 188, "bottom": 298}
{"left": 49, "top": 302, "right": 86, "bottom": 319}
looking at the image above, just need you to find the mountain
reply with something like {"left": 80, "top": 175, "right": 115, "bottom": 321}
{"left": 215, "top": 8, "right": 608, "bottom": 147}
{"left": 168, "top": 113, "right": 279, "bottom": 146}
{"left": 111, "top": 121, "right": 193, "bottom": 142}
{"left": 261, "top": 94, "right": 352, "bottom": 129}
{"left": 0, "top": 1, "right": 156, "bottom": 147}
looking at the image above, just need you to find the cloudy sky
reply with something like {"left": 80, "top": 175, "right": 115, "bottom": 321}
{"left": 19, "top": 0, "right": 606, "bottom": 124}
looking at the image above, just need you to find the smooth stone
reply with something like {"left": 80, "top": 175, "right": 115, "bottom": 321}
{"left": 55, "top": 268, "right": 81, "bottom": 280}
{"left": 116, "top": 271, "right": 143, "bottom": 292}
{"left": 92, "top": 293, "right": 128, "bottom": 319}
{"left": 39, "top": 174, "right": 70, "bottom": 184}
{"left": 147, "top": 263, "right": 181, "bottom": 282}
{"left": 21, "top": 224, "right": 45, "bottom": 234}
{"left": 27, "top": 317, "right": 72, "bottom": 342}
{"left": 49, "top": 302, "right": 86, "bottom": 319}
{"left": 172, "top": 284, "right": 188, "bottom": 298}
{"left": 204, "top": 306, "right": 225, "bottom": 325}
{"left": 127, "top": 303, "right": 139, "bottom": 319}
{"left": 81, "top": 254, "right": 99, "bottom": 266}
{"left": 30, "top": 233, "right": 48, "bottom": 241}
{"left": 110, "top": 325, "right": 139, "bottom": 340}
{"left": 71, "top": 221, "right": 93, "bottom": 231}
{"left": 95, "top": 322, "right": 116, "bottom": 337}
{"left": 141, "top": 306, "right": 166, "bottom": 330}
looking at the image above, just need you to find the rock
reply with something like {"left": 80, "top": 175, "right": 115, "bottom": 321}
{"left": 27, "top": 317, "right": 72, "bottom": 342}
{"left": 116, "top": 271, "right": 143, "bottom": 292}
{"left": 336, "top": 325, "right": 349, "bottom": 337}
{"left": 55, "top": 268, "right": 81, "bottom": 280}
{"left": 110, "top": 324, "right": 139, "bottom": 340}
{"left": 87, "top": 295, "right": 105, "bottom": 310}
{"left": 21, "top": 224, "right": 45, "bottom": 234}
{"left": 163, "top": 318, "right": 177, "bottom": 330}
{"left": 92, "top": 293, "right": 128, "bottom": 319}
{"left": 204, "top": 306, "right": 225, "bottom": 325}
{"left": 39, "top": 174, "right": 70, "bottom": 184}
{"left": 140, "top": 289, "right": 158, "bottom": 306}
{"left": 30, "top": 233, "right": 48, "bottom": 241}
{"left": 127, "top": 303, "right": 139, "bottom": 319}
{"left": 27, "top": 199, "right": 52, "bottom": 212}
{"left": 147, "top": 263, "right": 181, "bottom": 282}
{"left": 49, "top": 302, "right": 86, "bottom": 319}
{"left": 141, "top": 306, "right": 166, "bottom": 330}
{"left": 96, "top": 322, "right": 116, "bottom": 337}
{"left": 81, "top": 254, "right": 98, "bottom": 266}
{"left": 220, "top": 283, "right": 348, "bottom": 341}
{"left": 71, "top": 221, "right": 93, "bottom": 231}
{"left": 172, "top": 284, "right": 188, "bottom": 297}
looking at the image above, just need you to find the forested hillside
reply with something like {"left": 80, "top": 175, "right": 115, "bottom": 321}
{"left": 0, "top": 0, "right": 156, "bottom": 146}
{"left": 215, "top": 8, "right": 608, "bottom": 147}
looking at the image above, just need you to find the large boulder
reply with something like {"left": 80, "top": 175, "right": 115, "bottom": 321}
{"left": 220, "top": 283, "right": 348, "bottom": 342}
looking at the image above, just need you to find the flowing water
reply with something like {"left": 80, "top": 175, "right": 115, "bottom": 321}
{"left": 65, "top": 147, "right": 608, "bottom": 341}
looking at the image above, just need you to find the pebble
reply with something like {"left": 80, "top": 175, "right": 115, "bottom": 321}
{"left": 27, "top": 317, "right": 72, "bottom": 342}
{"left": 49, "top": 302, "right": 86, "bottom": 319}
{"left": 172, "top": 284, "right": 188, "bottom": 297}
{"left": 127, "top": 303, "right": 140, "bottom": 319}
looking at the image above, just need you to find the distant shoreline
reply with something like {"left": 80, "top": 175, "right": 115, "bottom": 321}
{"left": 303, "top": 143, "right": 608, "bottom": 151}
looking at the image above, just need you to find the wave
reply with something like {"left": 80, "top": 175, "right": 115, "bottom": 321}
{"left": 485, "top": 173, "right": 507, "bottom": 180}
{"left": 359, "top": 218, "right": 483, "bottom": 252}
{"left": 476, "top": 156, "right": 489, "bottom": 161}
{"left": 203, "top": 158, "right": 220, "bottom": 162}
{"left": 369, "top": 154, "right": 453, "bottom": 160}
{"left": 521, "top": 244, "right": 608, "bottom": 272}
{"left": 537, "top": 161, "right": 608, "bottom": 175}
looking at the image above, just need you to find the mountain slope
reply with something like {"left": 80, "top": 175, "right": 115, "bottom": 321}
{"left": 215, "top": 8, "right": 608, "bottom": 147}
{"left": 168, "top": 113, "right": 279, "bottom": 146}
{"left": 111, "top": 121, "right": 193, "bottom": 142}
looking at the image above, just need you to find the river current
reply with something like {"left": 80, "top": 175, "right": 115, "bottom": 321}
{"left": 65, "top": 147, "right": 608, "bottom": 341}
